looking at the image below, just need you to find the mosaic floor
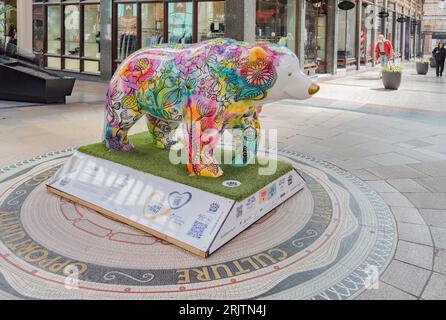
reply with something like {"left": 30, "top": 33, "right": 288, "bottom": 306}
{"left": 0, "top": 149, "right": 397, "bottom": 300}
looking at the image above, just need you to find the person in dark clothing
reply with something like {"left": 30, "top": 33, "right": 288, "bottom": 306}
{"left": 432, "top": 41, "right": 446, "bottom": 77}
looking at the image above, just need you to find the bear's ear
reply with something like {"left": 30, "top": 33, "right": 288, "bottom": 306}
{"left": 248, "top": 46, "right": 269, "bottom": 62}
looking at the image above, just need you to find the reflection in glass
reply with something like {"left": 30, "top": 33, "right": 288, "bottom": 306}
{"left": 197, "top": 2, "right": 225, "bottom": 42}
{"left": 65, "top": 5, "right": 80, "bottom": 56}
{"left": 84, "top": 4, "right": 100, "bottom": 59}
{"left": 168, "top": 2, "right": 193, "bottom": 44}
{"left": 142, "top": 3, "right": 164, "bottom": 47}
{"left": 47, "top": 6, "right": 61, "bottom": 55}
{"left": 255, "top": 0, "right": 296, "bottom": 52}
{"left": 117, "top": 3, "right": 137, "bottom": 60}
{"left": 33, "top": 5, "right": 44, "bottom": 52}
{"left": 337, "top": 7, "right": 357, "bottom": 66}
{"left": 304, "top": 1, "right": 326, "bottom": 71}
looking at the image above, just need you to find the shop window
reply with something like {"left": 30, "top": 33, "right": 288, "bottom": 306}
{"left": 84, "top": 60, "right": 100, "bottom": 74}
{"left": 47, "top": 56, "right": 61, "bottom": 69}
{"left": 84, "top": 4, "right": 100, "bottom": 59}
{"left": 65, "top": 5, "right": 80, "bottom": 58}
{"left": 47, "top": 5, "right": 61, "bottom": 56}
{"left": 168, "top": 2, "right": 193, "bottom": 44}
{"left": 255, "top": 0, "right": 296, "bottom": 52}
{"left": 337, "top": 5, "right": 357, "bottom": 68}
{"left": 304, "top": 1, "right": 327, "bottom": 72}
{"left": 117, "top": 3, "right": 137, "bottom": 61}
{"left": 142, "top": 2, "right": 164, "bottom": 47}
{"left": 197, "top": 1, "right": 225, "bottom": 42}
{"left": 32, "top": 5, "right": 44, "bottom": 52}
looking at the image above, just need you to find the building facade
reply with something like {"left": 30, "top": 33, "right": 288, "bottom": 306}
{"left": 422, "top": 0, "right": 446, "bottom": 54}
{"left": 1, "top": 0, "right": 424, "bottom": 79}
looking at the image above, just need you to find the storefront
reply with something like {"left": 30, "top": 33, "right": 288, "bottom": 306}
{"left": 31, "top": 0, "right": 225, "bottom": 75}
{"left": 28, "top": 0, "right": 423, "bottom": 79}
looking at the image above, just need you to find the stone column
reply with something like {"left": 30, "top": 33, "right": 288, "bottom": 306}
{"left": 355, "top": 0, "right": 362, "bottom": 69}
{"left": 100, "top": 0, "right": 113, "bottom": 80}
{"left": 296, "top": 0, "right": 306, "bottom": 68}
{"left": 326, "top": 0, "right": 339, "bottom": 74}
{"left": 401, "top": 6, "right": 406, "bottom": 60}
{"left": 225, "top": 0, "right": 256, "bottom": 43}
{"left": 16, "top": 0, "right": 33, "bottom": 58}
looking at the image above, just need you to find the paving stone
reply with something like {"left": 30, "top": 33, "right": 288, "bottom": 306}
{"left": 421, "top": 273, "right": 446, "bottom": 300}
{"left": 397, "top": 222, "right": 433, "bottom": 246}
{"left": 367, "top": 153, "right": 420, "bottom": 166}
{"left": 350, "top": 169, "right": 380, "bottom": 181}
{"left": 366, "top": 165, "right": 428, "bottom": 179}
{"left": 386, "top": 178, "right": 430, "bottom": 193}
{"left": 434, "top": 250, "right": 446, "bottom": 275}
{"left": 367, "top": 180, "right": 398, "bottom": 193}
{"left": 408, "top": 162, "right": 446, "bottom": 177}
{"left": 391, "top": 207, "right": 426, "bottom": 225}
{"left": 431, "top": 227, "right": 446, "bottom": 250}
{"left": 415, "top": 177, "right": 446, "bottom": 193}
{"left": 356, "top": 282, "right": 416, "bottom": 300}
{"left": 380, "top": 193, "right": 414, "bottom": 208}
{"left": 381, "top": 260, "right": 431, "bottom": 296}
{"left": 420, "top": 209, "right": 446, "bottom": 228}
{"left": 394, "top": 240, "right": 433, "bottom": 270}
{"left": 404, "top": 193, "right": 446, "bottom": 210}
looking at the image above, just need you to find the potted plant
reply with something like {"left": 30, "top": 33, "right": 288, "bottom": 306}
{"left": 381, "top": 65, "right": 403, "bottom": 90}
{"left": 416, "top": 60, "right": 429, "bottom": 75}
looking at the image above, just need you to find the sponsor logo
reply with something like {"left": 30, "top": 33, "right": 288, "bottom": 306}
{"left": 268, "top": 183, "right": 277, "bottom": 200}
{"left": 222, "top": 180, "right": 242, "bottom": 188}
{"left": 259, "top": 189, "right": 268, "bottom": 203}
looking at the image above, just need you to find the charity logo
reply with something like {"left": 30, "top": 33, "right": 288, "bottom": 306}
{"left": 168, "top": 191, "right": 192, "bottom": 210}
{"left": 222, "top": 180, "right": 242, "bottom": 188}
{"left": 208, "top": 202, "right": 220, "bottom": 213}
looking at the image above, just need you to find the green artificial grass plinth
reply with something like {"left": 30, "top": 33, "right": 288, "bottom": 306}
{"left": 78, "top": 132, "right": 294, "bottom": 201}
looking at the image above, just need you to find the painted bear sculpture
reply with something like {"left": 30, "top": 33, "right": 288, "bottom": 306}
{"left": 103, "top": 38, "right": 319, "bottom": 178}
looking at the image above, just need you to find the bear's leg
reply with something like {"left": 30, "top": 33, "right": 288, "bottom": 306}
{"left": 184, "top": 107, "right": 223, "bottom": 178}
{"left": 230, "top": 106, "right": 261, "bottom": 167}
{"left": 145, "top": 114, "right": 180, "bottom": 150}
{"left": 103, "top": 93, "right": 143, "bottom": 152}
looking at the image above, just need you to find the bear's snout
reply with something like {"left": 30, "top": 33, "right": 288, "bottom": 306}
{"left": 308, "top": 84, "right": 320, "bottom": 95}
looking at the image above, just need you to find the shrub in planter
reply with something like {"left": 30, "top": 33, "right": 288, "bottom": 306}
{"left": 381, "top": 66, "right": 403, "bottom": 90}
{"left": 416, "top": 60, "right": 429, "bottom": 75}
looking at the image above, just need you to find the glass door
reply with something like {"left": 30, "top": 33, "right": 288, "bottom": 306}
{"left": 168, "top": 2, "right": 193, "bottom": 44}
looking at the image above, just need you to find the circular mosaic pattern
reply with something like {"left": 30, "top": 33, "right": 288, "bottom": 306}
{"left": 0, "top": 149, "right": 396, "bottom": 300}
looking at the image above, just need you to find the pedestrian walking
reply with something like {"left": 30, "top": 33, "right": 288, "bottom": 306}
{"left": 432, "top": 41, "right": 446, "bottom": 77}
{"left": 375, "top": 34, "right": 394, "bottom": 69}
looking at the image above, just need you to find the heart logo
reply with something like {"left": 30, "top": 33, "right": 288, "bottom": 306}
{"left": 168, "top": 192, "right": 192, "bottom": 210}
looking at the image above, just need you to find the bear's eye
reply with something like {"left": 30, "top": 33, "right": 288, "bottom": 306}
{"left": 288, "top": 72, "right": 292, "bottom": 77}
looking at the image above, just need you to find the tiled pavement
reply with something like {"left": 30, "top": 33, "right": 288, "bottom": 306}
{"left": 0, "top": 63, "right": 445, "bottom": 299}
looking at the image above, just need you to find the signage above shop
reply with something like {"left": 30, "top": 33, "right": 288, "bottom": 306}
{"left": 338, "top": 1, "right": 355, "bottom": 10}
{"left": 378, "top": 11, "right": 390, "bottom": 18}
{"left": 397, "top": 16, "right": 409, "bottom": 23}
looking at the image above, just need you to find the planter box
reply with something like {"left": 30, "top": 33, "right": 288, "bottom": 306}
{"left": 382, "top": 71, "right": 402, "bottom": 90}
{"left": 0, "top": 62, "right": 75, "bottom": 104}
{"left": 416, "top": 62, "right": 429, "bottom": 75}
